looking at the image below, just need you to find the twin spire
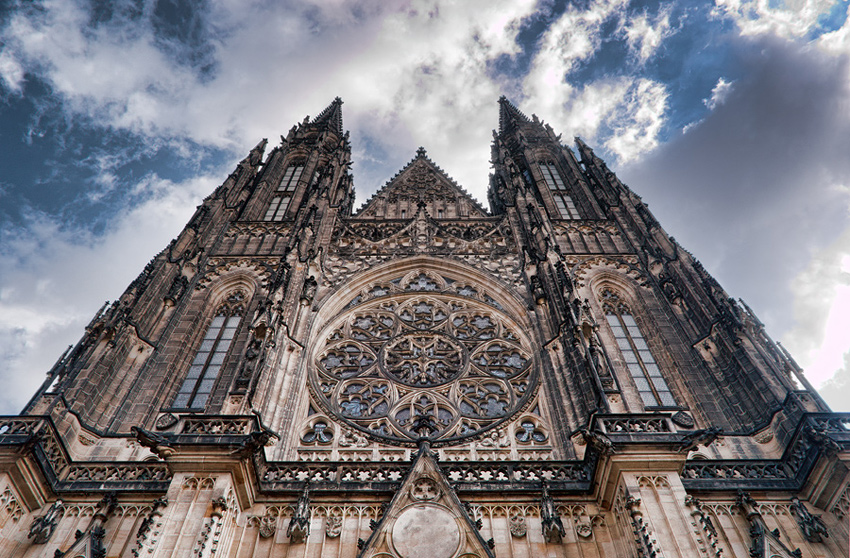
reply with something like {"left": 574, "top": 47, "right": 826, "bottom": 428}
{"left": 308, "top": 95, "right": 530, "bottom": 139}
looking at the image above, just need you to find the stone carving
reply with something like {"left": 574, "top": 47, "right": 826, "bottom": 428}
{"left": 257, "top": 514, "right": 276, "bottom": 538}
{"left": 410, "top": 477, "right": 441, "bottom": 501}
{"left": 230, "top": 429, "right": 274, "bottom": 458}
{"left": 624, "top": 490, "right": 664, "bottom": 558}
{"left": 287, "top": 485, "right": 311, "bottom": 543}
{"left": 678, "top": 426, "right": 723, "bottom": 453}
{"left": 540, "top": 483, "right": 565, "bottom": 543}
{"left": 154, "top": 413, "right": 178, "bottom": 430}
{"left": 509, "top": 515, "right": 527, "bottom": 537}
{"left": 790, "top": 497, "right": 829, "bottom": 543}
{"left": 325, "top": 515, "right": 342, "bottom": 538}
{"left": 300, "top": 275, "right": 318, "bottom": 306}
{"left": 337, "top": 429, "right": 370, "bottom": 447}
{"left": 131, "top": 425, "right": 175, "bottom": 458}
{"left": 670, "top": 411, "right": 695, "bottom": 429}
{"left": 579, "top": 428, "right": 614, "bottom": 455}
{"left": 737, "top": 491, "right": 802, "bottom": 558}
{"left": 28, "top": 500, "right": 64, "bottom": 544}
{"left": 131, "top": 496, "right": 167, "bottom": 558}
{"left": 575, "top": 519, "right": 593, "bottom": 539}
{"left": 684, "top": 495, "right": 725, "bottom": 557}
{"left": 832, "top": 484, "right": 850, "bottom": 519}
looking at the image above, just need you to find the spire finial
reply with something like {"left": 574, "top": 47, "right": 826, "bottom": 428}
{"left": 416, "top": 146, "right": 427, "bottom": 157}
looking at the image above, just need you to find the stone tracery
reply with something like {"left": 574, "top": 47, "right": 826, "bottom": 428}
{"left": 310, "top": 271, "right": 537, "bottom": 445}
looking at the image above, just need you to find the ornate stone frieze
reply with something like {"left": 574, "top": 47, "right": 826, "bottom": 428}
{"left": 1, "top": 485, "right": 23, "bottom": 522}
{"left": 570, "top": 255, "right": 646, "bottom": 288}
{"left": 257, "top": 457, "right": 594, "bottom": 492}
{"left": 224, "top": 222, "right": 292, "bottom": 238}
{"left": 832, "top": 483, "right": 850, "bottom": 520}
{"left": 195, "top": 258, "right": 276, "bottom": 290}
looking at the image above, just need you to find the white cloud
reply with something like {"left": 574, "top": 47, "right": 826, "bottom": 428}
{"left": 604, "top": 78, "right": 668, "bottom": 161}
{"left": 523, "top": 0, "right": 669, "bottom": 163}
{"left": 622, "top": 6, "right": 673, "bottom": 63}
{"left": 0, "top": 50, "right": 24, "bottom": 93}
{"left": 523, "top": 0, "right": 630, "bottom": 125}
{"left": 714, "top": 0, "right": 840, "bottom": 39}
{"left": 784, "top": 225, "right": 850, "bottom": 388}
{"left": 704, "top": 77, "right": 734, "bottom": 110}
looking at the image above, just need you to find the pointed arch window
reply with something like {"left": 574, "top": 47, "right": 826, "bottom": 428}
{"left": 601, "top": 289, "right": 675, "bottom": 408}
{"left": 173, "top": 292, "right": 245, "bottom": 409}
{"left": 264, "top": 164, "right": 304, "bottom": 221}
{"left": 540, "top": 163, "right": 580, "bottom": 219}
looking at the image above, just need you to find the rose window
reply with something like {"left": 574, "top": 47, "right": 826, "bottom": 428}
{"left": 310, "top": 284, "right": 537, "bottom": 445}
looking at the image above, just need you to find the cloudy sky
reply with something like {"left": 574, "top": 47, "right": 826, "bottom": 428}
{"left": 1, "top": 0, "right": 849, "bottom": 415}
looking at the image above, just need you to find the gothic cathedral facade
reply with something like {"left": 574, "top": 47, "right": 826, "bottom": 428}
{"left": 1, "top": 98, "right": 848, "bottom": 558}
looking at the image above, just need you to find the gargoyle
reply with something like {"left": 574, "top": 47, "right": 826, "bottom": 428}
{"left": 678, "top": 426, "right": 723, "bottom": 453}
{"left": 230, "top": 429, "right": 273, "bottom": 458}
{"left": 131, "top": 426, "right": 175, "bottom": 458}
{"left": 579, "top": 428, "right": 615, "bottom": 455}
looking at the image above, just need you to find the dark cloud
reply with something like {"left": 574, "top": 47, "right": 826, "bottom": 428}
{"left": 622, "top": 36, "right": 850, "bottom": 336}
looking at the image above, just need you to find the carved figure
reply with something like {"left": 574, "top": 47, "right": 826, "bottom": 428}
{"left": 540, "top": 483, "right": 565, "bottom": 543}
{"left": 28, "top": 500, "right": 64, "bottom": 544}
{"left": 790, "top": 497, "right": 829, "bottom": 543}
{"left": 287, "top": 485, "right": 311, "bottom": 543}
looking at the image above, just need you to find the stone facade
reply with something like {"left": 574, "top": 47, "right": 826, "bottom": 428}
{"left": 1, "top": 97, "right": 848, "bottom": 557}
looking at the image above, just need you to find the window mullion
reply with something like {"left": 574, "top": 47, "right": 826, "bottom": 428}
{"left": 622, "top": 313, "right": 661, "bottom": 404}
{"left": 188, "top": 313, "right": 229, "bottom": 408}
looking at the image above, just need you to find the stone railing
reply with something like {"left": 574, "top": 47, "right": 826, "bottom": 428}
{"left": 681, "top": 413, "right": 850, "bottom": 491}
{"left": 256, "top": 454, "right": 596, "bottom": 493}
{"left": 0, "top": 416, "right": 172, "bottom": 493}
{"left": 595, "top": 414, "right": 675, "bottom": 435}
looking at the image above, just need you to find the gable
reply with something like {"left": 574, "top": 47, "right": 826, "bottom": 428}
{"left": 357, "top": 442, "right": 495, "bottom": 558}
{"left": 355, "top": 148, "right": 489, "bottom": 219}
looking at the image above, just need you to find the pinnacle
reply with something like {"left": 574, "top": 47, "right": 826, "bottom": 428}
{"left": 416, "top": 146, "right": 427, "bottom": 158}
{"left": 498, "top": 96, "right": 532, "bottom": 134}
{"left": 311, "top": 97, "right": 345, "bottom": 135}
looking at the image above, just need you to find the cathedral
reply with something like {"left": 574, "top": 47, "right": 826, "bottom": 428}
{"left": 1, "top": 97, "right": 848, "bottom": 558}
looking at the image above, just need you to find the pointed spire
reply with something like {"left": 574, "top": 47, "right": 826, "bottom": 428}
{"left": 311, "top": 96, "right": 344, "bottom": 135}
{"left": 498, "top": 95, "right": 531, "bottom": 133}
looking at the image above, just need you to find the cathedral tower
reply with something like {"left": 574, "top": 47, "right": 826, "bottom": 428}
{"left": 0, "top": 98, "right": 847, "bottom": 558}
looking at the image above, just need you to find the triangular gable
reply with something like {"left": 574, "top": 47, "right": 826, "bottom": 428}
{"left": 357, "top": 442, "right": 495, "bottom": 558}
{"left": 355, "top": 148, "right": 489, "bottom": 219}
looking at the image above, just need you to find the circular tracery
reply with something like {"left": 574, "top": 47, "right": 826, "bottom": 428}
{"left": 310, "top": 283, "right": 537, "bottom": 446}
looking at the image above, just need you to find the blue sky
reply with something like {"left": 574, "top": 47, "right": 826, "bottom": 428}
{"left": 1, "top": 0, "right": 849, "bottom": 414}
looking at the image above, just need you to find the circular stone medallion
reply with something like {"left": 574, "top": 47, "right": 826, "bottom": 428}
{"left": 392, "top": 505, "right": 460, "bottom": 558}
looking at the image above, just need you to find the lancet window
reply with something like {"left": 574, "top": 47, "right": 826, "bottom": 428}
{"left": 264, "top": 164, "right": 304, "bottom": 221}
{"left": 540, "top": 163, "right": 580, "bottom": 219}
{"left": 173, "top": 291, "right": 245, "bottom": 409}
{"left": 601, "top": 288, "right": 675, "bottom": 408}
